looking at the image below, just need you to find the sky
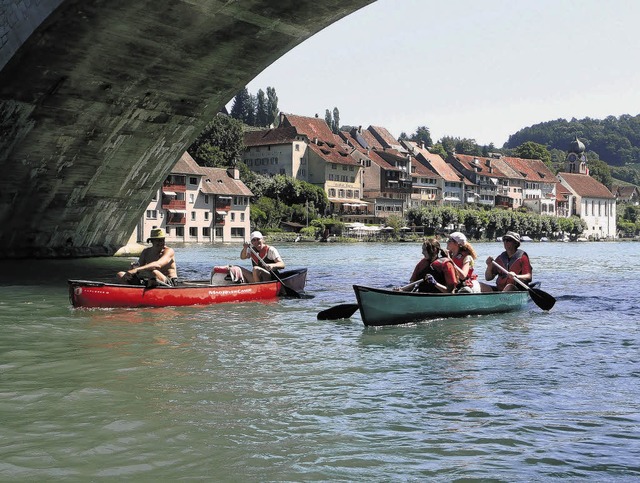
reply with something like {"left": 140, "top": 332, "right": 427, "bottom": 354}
{"left": 233, "top": 0, "right": 640, "bottom": 147}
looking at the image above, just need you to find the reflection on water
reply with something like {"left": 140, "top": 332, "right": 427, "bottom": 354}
{"left": 1, "top": 242, "right": 639, "bottom": 480}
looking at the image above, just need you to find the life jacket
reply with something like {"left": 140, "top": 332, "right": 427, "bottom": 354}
{"left": 453, "top": 253, "right": 477, "bottom": 288}
{"left": 495, "top": 249, "right": 528, "bottom": 289}
{"left": 416, "top": 257, "right": 456, "bottom": 293}
{"left": 250, "top": 245, "right": 280, "bottom": 273}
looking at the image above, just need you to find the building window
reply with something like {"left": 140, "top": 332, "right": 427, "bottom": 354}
{"left": 191, "top": 211, "right": 196, "bottom": 221}
{"left": 295, "top": 144, "right": 299, "bottom": 151}
{"left": 204, "top": 212, "right": 209, "bottom": 220}
{"left": 215, "top": 227, "right": 223, "bottom": 237}
{"left": 146, "top": 210, "right": 157, "bottom": 219}
{"left": 203, "top": 227, "right": 210, "bottom": 237}
{"left": 231, "top": 227, "right": 245, "bottom": 238}
{"left": 230, "top": 213, "right": 235, "bottom": 222}
{"left": 175, "top": 227, "right": 184, "bottom": 237}
{"left": 204, "top": 195, "right": 209, "bottom": 204}
{"left": 189, "top": 193, "right": 195, "bottom": 203}
{"left": 189, "top": 177, "right": 198, "bottom": 185}
{"left": 240, "top": 213, "right": 245, "bottom": 222}
{"left": 329, "top": 189, "right": 336, "bottom": 197}
{"left": 189, "top": 227, "right": 197, "bottom": 237}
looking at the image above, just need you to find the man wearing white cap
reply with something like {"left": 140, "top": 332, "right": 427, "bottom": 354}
{"left": 240, "top": 231, "right": 286, "bottom": 282}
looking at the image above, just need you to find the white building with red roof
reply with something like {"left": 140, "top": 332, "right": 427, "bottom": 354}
{"left": 135, "top": 152, "right": 253, "bottom": 243}
{"left": 448, "top": 154, "right": 514, "bottom": 206}
{"left": 243, "top": 113, "right": 367, "bottom": 221}
{"left": 402, "top": 140, "right": 465, "bottom": 205}
{"left": 500, "top": 156, "right": 557, "bottom": 215}
{"left": 557, "top": 138, "right": 616, "bottom": 239}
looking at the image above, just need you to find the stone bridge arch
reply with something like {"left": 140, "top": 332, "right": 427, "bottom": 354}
{"left": 0, "top": 0, "right": 374, "bottom": 257}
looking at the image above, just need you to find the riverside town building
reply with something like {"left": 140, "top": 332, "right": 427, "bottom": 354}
{"left": 242, "top": 114, "right": 616, "bottom": 240}
{"left": 130, "top": 114, "right": 617, "bottom": 244}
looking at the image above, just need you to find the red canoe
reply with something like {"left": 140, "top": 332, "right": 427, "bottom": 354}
{"left": 68, "top": 268, "right": 307, "bottom": 308}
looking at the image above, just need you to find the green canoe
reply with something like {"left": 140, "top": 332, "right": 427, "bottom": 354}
{"left": 353, "top": 284, "right": 530, "bottom": 326}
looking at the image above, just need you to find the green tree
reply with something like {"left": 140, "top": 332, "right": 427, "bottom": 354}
{"left": 411, "top": 126, "right": 433, "bottom": 147}
{"left": 429, "top": 143, "right": 447, "bottom": 159}
{"left": 324, "top": 109, "right": 332, "bottom": 130}
{"left": 188, "top": 115, "right": 244, "bottom": 168}
{"left": 332, "top": 107, "right": 340, "bottom": 134}
{"left": 230, "top": 88, "right": 251, "bottom": 122}
{"left": 587, "top": 157, "right": 613, "bottom": 188}
{"left": 514, "top": 141, "right": 552, "bottom": 168}
{"left": 266, "top": 86, "right": 279, "bottom": 126}
{"left": 255, "top": 89, "right": 268, "bottom": 127}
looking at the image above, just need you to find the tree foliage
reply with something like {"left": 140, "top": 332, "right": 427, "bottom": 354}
{"left": 514, "top": 141, "right": 552, "bottom": 168}
{"left": 188, "top": 115, "right": 244, "bottom": 168}
{"left": 504, "top": 114, "right": 640, "bottom": 166}
{"left": 230, "top": 86, "right": 279, "bottom": 127}
{"left": 400, "top": 125, "right": 433, "bottom": 147}
{"left": 243, "top": 174, "right": 329, "bottom": 230}
{"left": 406, "top": 205, "right": 587, "bottom": 240}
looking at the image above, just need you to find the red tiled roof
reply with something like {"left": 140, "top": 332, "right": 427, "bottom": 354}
{"left": 199, "top": 166, "right": 253, "bottom": 197}
{"left": 172, "top": 151, "right": 202, "bottom": 175}
{"left": 170, "top": 152, "right": 253, "bottom": 196}
{"left": 368, "top": 125, "right": 401, "bottom": 149}
{"left": 243, "top": 126, "right": 298, "bottom": 146}
{"left": 360, "top": 129, "right": 384, "bottom": 150}
{"left": 307, "top": 142, "right": 360, "bottom": 166}
{"left": 614, "top": 185, "right": 639, "bottom": 198}
{"left": 281, "top": 113, "right": 335, "bottom": 143}
{"left": 370, "top": 149, "right": 407, "bottom": 171}
{"left": 453, "top": 154, "right": 511, "bottom": 179}
{"left": 558, "top": 173, "right": 615, "bottom": 199}
{"left": 501, "top": 156, "right": 556, "bottom": 182}
{"left": 412, "top": 160, "right": 440, "bottom": 178}
{"left": 405, "top": 141, "right": 464, "bottom": 182}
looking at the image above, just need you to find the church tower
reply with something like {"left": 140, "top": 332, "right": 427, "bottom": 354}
{"left": 565, "top": 137, "right": 588, "bottom": 174}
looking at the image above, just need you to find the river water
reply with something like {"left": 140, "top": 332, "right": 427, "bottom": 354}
{"left": 1, "top": 241, "right": 638, "bottom": 480}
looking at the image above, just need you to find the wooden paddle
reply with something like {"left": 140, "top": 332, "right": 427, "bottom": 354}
{"left": 491, "top": 261, "right": 555, "bottom": 311}
{"left": 316, "top": 279, "right": 422, "bottom": 320}
{"left": 250, "top": 247, "right": 303, "bottom": 298}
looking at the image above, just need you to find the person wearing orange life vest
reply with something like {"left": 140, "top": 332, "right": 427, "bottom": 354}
{"left": 485, "top": 231, "right": 532, "bottom": 291}
{"left": 400, "top": 238, "right": 457, "bottom": 293}
{"left": 240, "top": 231, "right": 285, "bottom": 282}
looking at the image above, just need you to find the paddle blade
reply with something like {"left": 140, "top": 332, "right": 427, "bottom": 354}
{"left": 529, "top": 287, "right": 556, "bottom": 311}
{"left": 281, "top": 284, "right": 302, "bottom": 298}
{"left": 317, "top": 303, "right": 359, "bottom": 320}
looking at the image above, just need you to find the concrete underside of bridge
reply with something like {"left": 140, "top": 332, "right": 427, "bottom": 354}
{"left": 0, "top": 0, "right": 373, "bottom": 258}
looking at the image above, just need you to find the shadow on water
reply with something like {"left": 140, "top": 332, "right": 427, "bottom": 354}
{"left": 1, "top": 258, "right": 127, "bottom": 287}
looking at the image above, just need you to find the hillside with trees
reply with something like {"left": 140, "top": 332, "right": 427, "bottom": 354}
{"left": 504, "top": 114, "right": 640, "bottom": 167}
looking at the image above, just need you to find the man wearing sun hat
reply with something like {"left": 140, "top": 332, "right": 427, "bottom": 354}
{"left": 117, "top": 228, "right": 179, "bottom": 286}
{"left": 485, "top": 231, "right": 532, "bottom": 291}
{"left": 240, "top": 230, "right": 285, "bottom": 282}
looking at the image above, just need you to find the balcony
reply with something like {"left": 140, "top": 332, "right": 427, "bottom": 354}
{"left": 166, "top": 212, "right": 186, "bottom": 225}
{"left": 162, "top": 198, "right": 186, "bottom": 210}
